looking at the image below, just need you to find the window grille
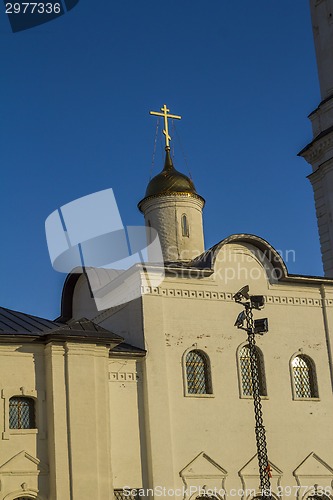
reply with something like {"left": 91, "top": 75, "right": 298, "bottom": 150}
{"left": 252, "top": 497, "right": 274, "bottom": 500}
{"left": 239, "top": 345, "right": 266, "bottom": 397}
{"left": 114, "top": 489, "right": 140, "bottom": 500}
{"left": 181, "top": 214, "right": 190, "bottom": 237}
{"left": 196, "top": 496, "right": 219, "bottom": 500}
{"left": 9, "top": 397, "right": 35, "bottom": 429}
{"left": 196, "top": 495, "right": 219, "bottom": 500}
{"left": 308, "top": 496, "right": 330, "bottom": 500}
{"left": 292, "top": 355, "right": 317, "bottom": 398}
{"left": 186, "top": 350, "right": 212, "bottom": 394}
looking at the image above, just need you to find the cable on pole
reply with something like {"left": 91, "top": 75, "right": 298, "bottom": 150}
{"left": 246, "top": 305, "right": 272, "bottom": 499}
{"left": 173, "top": 121, "right": 193, "bottom": 179}
{"left": 150, "top": 117, "right": 160, "bottom": 179}
{"left": 233, "top": 286, "right": 271, "bottom": 500}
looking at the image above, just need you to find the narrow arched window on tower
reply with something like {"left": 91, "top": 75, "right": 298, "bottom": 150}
{"left": 181, "top": 214, "right": 190, "bottom": 237}
{"left": 146, "top": 219, "right": 152, "bottom": 245}
{"left": 185, "top": 349, "right": 212, "bottom": 394}
{"left": 292, "top": 355, "right": 318, "bottom": 398}
{"left": 239, "top": 345, "right": 267, "bottom": 397}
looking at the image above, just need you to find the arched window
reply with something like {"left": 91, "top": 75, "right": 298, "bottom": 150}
{"left": 181, "top": 214, "right": 190, "bottom": 237}
{"left": 114, "top": 490, "right": 140, "bottom": 500}
{"left": 196, "top": 496, "right": 219, "bottom": 500}
{"left": 239, "top": 344, "right": 267, "bottom": 397}
{"left": 14, "top": 497, "right": 36, "bottom": 500}
{"left": 13, "top": 497, "right": 39, "bottom": 500}
{"left": 306, "top": 492, "right": 331, "bottom": 500}
{"left": 9, "top": 396, "right": 36, "bottom": 429}
{"left": 307, "top": 496, "right": 330, "bottom": 500}
{"left": 185, "top": 350, "right": 212, "bottom": 394}
{"left": 251, "top": 495, "right": 279, "bottom": 500}
{"left": 292, "top": 355, "right": 318, "bottom": 398}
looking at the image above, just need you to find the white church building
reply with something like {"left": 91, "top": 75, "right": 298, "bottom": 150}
{"left": 0, "top": 1, "right": 333, "bottom": 500}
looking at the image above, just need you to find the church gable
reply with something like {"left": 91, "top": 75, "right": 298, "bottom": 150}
{"left": 293, "top": 452, "right": 333, "bottom": 478}
{"left": 239, "top": 454, "right": 283, "bottom": 478}
{"left": 0, "top": 450, "right": 49, "bottom": 475}
{"left": 213, "top": 242, "right": 276, "bottom": 289}
{"left": 179, "top": 452, "right": 228, "bottom": 500}
{"left": 180, "top": 452, "right": 228, "bottom": 479}
{"left": 193, "top": 234, "right": 288, "bottom": 289}
{"left": 239, "top": 455, "right": 283, "bottom": 493}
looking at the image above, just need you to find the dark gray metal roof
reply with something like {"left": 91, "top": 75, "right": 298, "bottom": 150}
{"left": 111, "top": 342, "right": 146, "bottom": 356}
{"left": 47, "top": 318, "right": 124, "bottom": 343}
{"left": 0, "top": 307, "right": 144, "bottom": 355}
{"left": 0, "top": 306, "right": 63, "bottom": 335}
{"left": 0, "top": 307, "right": 121, "bottom": 341}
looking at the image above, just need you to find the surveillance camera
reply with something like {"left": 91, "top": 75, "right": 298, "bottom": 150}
{"left": 250, "top": 295, "right": 265, "bottom": 310}
{"left": 233, "top": 285, "right": 250, "bottom": 302}
{"left": 254, "top": 318, "right": 268, "bottom": 334}
{"left": 234, "top": 310, "right": 246, "bottom": 328}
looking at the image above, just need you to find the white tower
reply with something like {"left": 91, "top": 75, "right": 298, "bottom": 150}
{"left": 138, "top": 105, "right": 205, "bottom": 262}
{"left": 299, "top": 0, "right": 333, "bottom": 277}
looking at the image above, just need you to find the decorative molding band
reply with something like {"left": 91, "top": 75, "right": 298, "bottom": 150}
{"left": 0, "top": 346, "right": 44, "bottom": 356}
{"left": 65, "top": 344, "right": 108, "bottom": 356}
{"left": 109, "top": 372, "right": 137, "bottom": 382}
{"left": 138, "top": 191, "right": 205, "bottom": 212}
{"left": 308, "top": 160, "right": 333, "bottom": 181}
{"left": 140, "top": 286, "right": 333, "bottom": 307}
{"left": 301, "top": 131, "right": 333, "bottom": 163}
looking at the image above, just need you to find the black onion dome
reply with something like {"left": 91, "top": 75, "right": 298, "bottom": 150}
{"left": 145, "top": 151, "right": 196, "bottom": 193}
{"left": 144, "top": 149, "right": 197, "bottom": 197}
{"left": 138, "top": 149, "right": 205, "bottom": 212}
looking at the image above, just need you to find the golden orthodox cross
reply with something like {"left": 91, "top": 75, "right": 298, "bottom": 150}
{"left": 150, "top": 104, "right": 181, "bottom": 150}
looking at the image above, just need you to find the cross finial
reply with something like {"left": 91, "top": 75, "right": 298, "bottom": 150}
{"left": 150, "top": 104, "right": 181, "bottom": 150}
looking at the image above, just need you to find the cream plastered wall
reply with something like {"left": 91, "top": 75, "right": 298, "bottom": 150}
{"left": 310, "top": 0, "right": 333, "bottom": 100}
{"left": 46, "top": 341, "right": 114, "bottom": 500}
{"left": 300, "top": 100, "right": 333, "bottom": 277}
{"left": 300, "top": 0, "right": 333, "bottom": 277}
{"left": 0, "top": 343, "right": 49, "bottom": 500}
{"left": 302, "top": 146, "right": 333, "bottom": 278}
{"left": 0, "top": 341, "right": 115, "bottom": 500}
{"left": 108, "top": 357, "right": 145, "bottom": 489}
{"left": 140, "top": 195, "right": 205, "bottom": 262}
{"left": 72, "top": 276, "right": 145, "bottom": 349}
{"left": 137, "top": 243, "right": 333, "bottom": 499}
{"left": 71, "top": 241, "right": 333, "bottom": 499}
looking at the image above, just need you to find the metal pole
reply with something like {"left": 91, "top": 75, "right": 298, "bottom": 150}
{"left": 245, "top": 304, "right": 272, "bottom": 499}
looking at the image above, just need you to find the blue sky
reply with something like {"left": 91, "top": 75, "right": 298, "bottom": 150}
{"left": 0, "top": 0, "right": 322, "bottom": 319}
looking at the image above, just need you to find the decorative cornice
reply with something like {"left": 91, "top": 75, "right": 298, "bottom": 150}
{"left": 138, "top": 191, "right": 205, "bottom": 212}
{"left": 307, "top": 158, "right": 333, "bottom": 182}
{"left": 308, "top": 93, "right": 333, "bottom": 119}
{"left": 140, "top": 285, "right": 333, "bottom": 307}
{"left": 298, "top": 126, "right": 333, "bottom": 163}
